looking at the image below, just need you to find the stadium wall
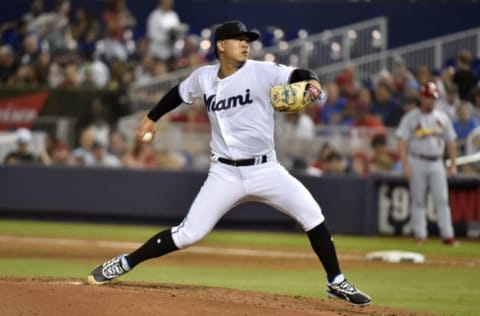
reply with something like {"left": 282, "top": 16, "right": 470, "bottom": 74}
{"left": 1, "top": 166, "right": 479, "bottom": 236}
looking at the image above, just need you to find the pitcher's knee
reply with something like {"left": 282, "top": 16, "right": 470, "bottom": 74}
{"left": 171, "top": 227, "right": 209, "bottom": 249}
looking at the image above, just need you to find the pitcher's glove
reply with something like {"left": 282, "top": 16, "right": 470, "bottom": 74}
{"left": 270, "top": 81, "right": 324, "bottom": 112}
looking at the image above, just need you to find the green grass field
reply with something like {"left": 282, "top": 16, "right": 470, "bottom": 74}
{"left": 1, "top": 220, "right": 479, "bottom": 315}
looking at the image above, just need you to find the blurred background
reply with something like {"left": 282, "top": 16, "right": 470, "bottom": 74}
{"left": 0, "top": 0, "right": 479, "bottom": 237}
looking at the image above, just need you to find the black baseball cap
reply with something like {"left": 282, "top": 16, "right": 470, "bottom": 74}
{"left": 214, "top": 21, "right": 260, "bottom": 43}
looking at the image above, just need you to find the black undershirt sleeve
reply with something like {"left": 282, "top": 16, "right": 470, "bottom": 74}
{"left": 147, "top": 84, "right": 184, "bottom": 122}
{"left": 289, "top": 68, "right": 320, "bottom": 83}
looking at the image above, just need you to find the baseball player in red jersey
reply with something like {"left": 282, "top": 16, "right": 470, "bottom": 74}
{"left": 396, "top": 81, "right": 458, "bottom": 245}
{"left": 87, "top": 21, "right": 371, "bottom": 306}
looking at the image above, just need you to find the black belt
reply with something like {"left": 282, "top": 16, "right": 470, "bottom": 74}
{"left": 411, "top": 153, "right": 440, "bottom": 161}
{"left": 217, "top": 155, "right": 268, "bottom": 167}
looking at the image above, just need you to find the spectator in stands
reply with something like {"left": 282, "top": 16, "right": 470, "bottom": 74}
{"left": 373, "top": 69, "right": 393, "bottom": 91}
{"left": 40, "top": 132, "right": 54, "bottom": 165}
{"left": 368, "top": 133, "right": 398, "bottom": 174}
{"left": 461, "top": 126, "right": 480, "bottom": 173}
{"left": 453, "top": 101, "right": 479, "bottom": 155}
{"left": 128, "top": 36, "right": 150, "bottom": 63}
{"left": 336, "top": 96, "right": 357, "bottom": 126}
{"left": 77, "top": 51, "right": 110, "bottom": 88}
{"left": 319, "top": 82, "right": 347, "bottom": 125}
{"left": 351, "top": 99, "right": 384, "bottom": 130}
{"left": 77, "top": 97, "right": 112, "bottom": 147}
{"left": 350, "top": 151, "right": 369, "bottom": 176}
{"left": 87, "top": 139, "right": 121, "bottom": 168}
{"left": 416, "top": 65, "right": 432, "bottom": 86}
{"left": 335, "top": 63, "right": 359, "bottom": 98}
{"left": 155, "top": 148, "right": 186, "bottom": 170}
{"left": 349, "top": 99, "right": 385, "bottom": 152}
{"left": 147, "top": 0, "right": 182, "bottom": 62}
{"left": 322, "top": 151, "right": 352, "bottom": 175}
{"left": 43, "top": 0, "right": 72, "bottom": 54}
{"left": 134, "top": 54, "right": 156, "bottom": 84}
{"left": 33, "top": 50, "right": 52, "bottom": 85}
{"left": 402, "top": 77, "right": 421, "bottom": 100}
{"left": 371, "top": 83, "right": 402, "bottom": 126}
{"left": 50, "top": 140, "right": 73, "bottom": 166}
{"left": 4, "top": 128, "right": 42, "bottom": 165}
{"left": 20, "top": 34, "right": 40, "bottom": 65}
{"left": 436, "top": 66, "right": 455, "bottom": 99}
{"left": 108, "top": 130, "right": 129, "bottom": 161}
{"left": 134, "top": 58, "right": 169, "bottom": 85}
{"left": 123, "top": 139, "right": 158, "bottom": 168}
{"left": 435, "top": 83, "right": 461, "bottom": 121}
{"left": 71, "top": 127, "right": 95, "bottom": 165}
{"left": 453, "top": 50, "right": 478, "bottom": 102}
{"left": 391, "top": 59, "right": 415, "bottom": 97}
{"left": 109, "top": 57, "right": 134, "bottom": 89}
{"left": 471, "top": 86, "right": 480, "bottom": 120}
{"left": 22, "top": 0, "right": 45, "bottom": 31}
{"left": 309, "top": 142, "right": 335, "bottom": 174}
{"left": 46, "top": 58, "right": 63, "bottom": 87}
{"left": 7, "top": 63, "right": 38, "bottom": 87}
{"left": 168, "top": 99, "right": 209, "bottom": 125}
{"left": 2, "top": 19, "right": 30, "bottom": 56}
{"left": 0, "top": 45, "right": 17, "bottom": 84}
{"left": 71, "top": 4, "right": 101, "bottom": 54}
{"left": 284, "top": 111, "right": 315, "bottom": 140}
{"left": 102, "top": 0, "right": 136, "bottom": 61}
{"left": 277, "top": 111, "right": 316, "bottom": 171}
{"left": 59, "top": 62, "right": 79, "bottom": 87}
{"left": 390, "top": 96, "right": 419, "bottom": 126}
{"left": 173, "top": 34, "right": 207, "bottom": 70}
{"left": 78, "top": 51, "right": 110, "bottom": 89}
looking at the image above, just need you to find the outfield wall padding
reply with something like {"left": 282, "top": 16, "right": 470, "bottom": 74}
{"left": 1, "top": 166, "right": 478, "bottom": 236}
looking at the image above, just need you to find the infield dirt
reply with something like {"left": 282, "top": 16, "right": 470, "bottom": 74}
{"left": 0, "top": 236, "right": 440, "bottom": 316}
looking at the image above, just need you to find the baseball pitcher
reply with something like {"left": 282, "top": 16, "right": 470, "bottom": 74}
{"left": 87, "top": 20, "right": 371, "bottom": 306}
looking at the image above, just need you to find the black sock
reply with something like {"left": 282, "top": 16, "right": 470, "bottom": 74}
{"left": 307, "top": 222, "right": 342, "bottom": 283}
{"left": 125, "top": 228, "right": 179, "bottom": 269}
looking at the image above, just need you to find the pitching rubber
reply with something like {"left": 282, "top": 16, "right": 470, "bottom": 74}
{"left": 86, "top": 275, "right": 107, "bottom": 286}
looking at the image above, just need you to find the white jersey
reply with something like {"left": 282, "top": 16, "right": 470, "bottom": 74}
{"left": 395, "top": 108, "right": 457, "bottom": 157}
{"left": 179, "top": 60, "right": 294, "bottom": 159}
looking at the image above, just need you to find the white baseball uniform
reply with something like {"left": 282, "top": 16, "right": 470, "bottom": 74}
{"left": 396, "top": 108, "right": 457, "bottom": 239}
{"left": 171, "top": 60, "right": 325, "bottom": 248}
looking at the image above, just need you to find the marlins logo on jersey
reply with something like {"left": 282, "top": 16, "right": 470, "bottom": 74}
{"left": 203, "top": 89, "right": 253, "bottom": 112}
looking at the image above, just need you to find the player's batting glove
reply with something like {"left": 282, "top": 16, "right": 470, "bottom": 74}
{"left": 270, "top": 81, "right": 325, "bottom": 112}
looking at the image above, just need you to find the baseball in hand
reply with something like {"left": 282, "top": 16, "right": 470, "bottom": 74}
{"left": 142, "top": 132, "right": 153, "bottom": 142}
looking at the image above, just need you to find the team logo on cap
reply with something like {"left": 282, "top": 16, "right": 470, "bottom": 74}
{"left": 420, "top": 82, "right": 439, "bottom": 99}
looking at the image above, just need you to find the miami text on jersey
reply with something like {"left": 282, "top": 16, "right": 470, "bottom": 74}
{"left": 203, "top": 89, "right": 253, "bottom": 112}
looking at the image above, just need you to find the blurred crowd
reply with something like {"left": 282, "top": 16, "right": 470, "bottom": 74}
{"left": 294, "top": 50, "right": 480, "bottom": 176}
{"left": 0, "top": 0, "right": 207, "bottom": 90}
{"left": 1, "top": 0, "right": 480, "bottom": 175}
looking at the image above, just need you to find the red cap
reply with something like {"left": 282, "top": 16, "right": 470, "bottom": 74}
{"left": 420, "top": 82, "right": 439, "bottom": 99}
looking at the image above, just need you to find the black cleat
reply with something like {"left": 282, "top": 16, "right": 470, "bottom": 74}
{"left": 327, "top": 279, "right": 371, "bottom": 306}
{"left": 87, "top": 254, "right": 129, "bottom": 285}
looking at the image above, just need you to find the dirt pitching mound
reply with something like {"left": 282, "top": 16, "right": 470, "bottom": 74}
{"left": 0, "top": 277, "right": 428, "bottom": 316}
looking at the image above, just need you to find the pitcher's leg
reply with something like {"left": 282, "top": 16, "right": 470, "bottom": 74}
{"left": 246, "top": 163, "right": 324, "bottom": 231}
{"left": 246, "top": 163, "right": 370, "bottom": 306}
{"left": 429, "top": 165, "right": 455, "bottom": 239}
{"left": 88, "top": 164, "right": 245, "bottom": 285}
{"left": 171, "top": 164, "right": 246, "bottom": 248}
